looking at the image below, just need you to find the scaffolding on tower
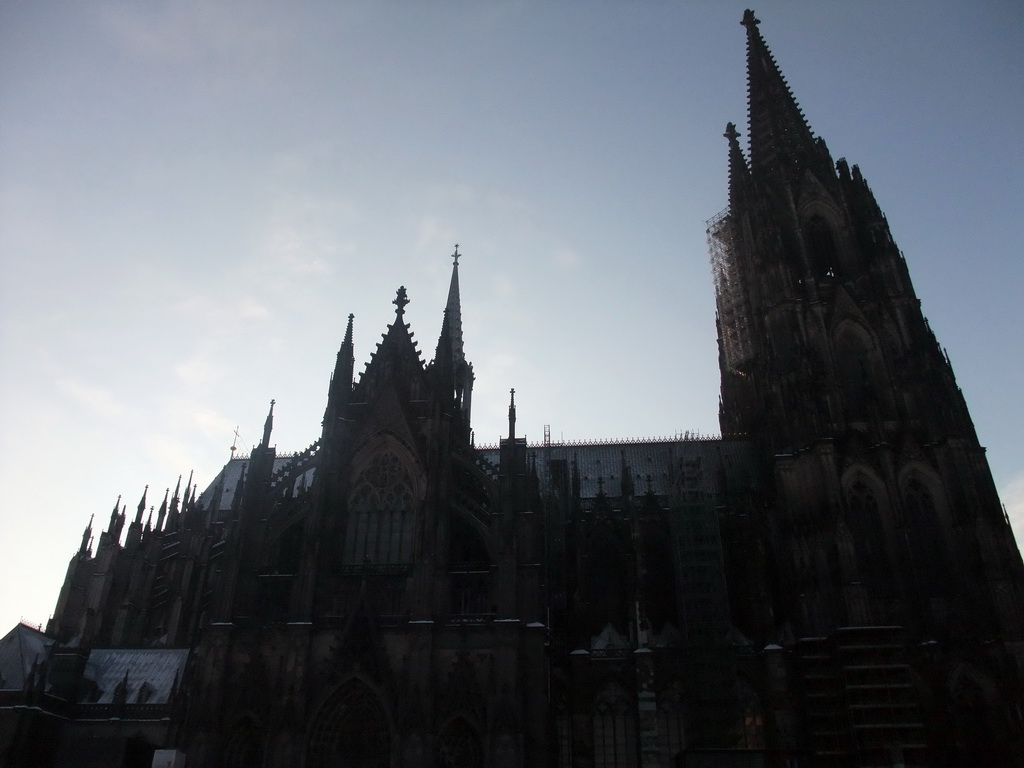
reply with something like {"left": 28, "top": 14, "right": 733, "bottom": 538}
{"left": 707, "top": 208, "right": 753, "bottom": 373}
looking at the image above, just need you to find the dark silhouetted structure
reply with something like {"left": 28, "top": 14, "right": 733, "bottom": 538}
{"left": 3, "top": 11, "right": 1023, "bottom": 768}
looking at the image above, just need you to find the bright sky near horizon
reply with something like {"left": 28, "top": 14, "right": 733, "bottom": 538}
{"left": 1, "top": 1, "right": 1022, "bottom": 634}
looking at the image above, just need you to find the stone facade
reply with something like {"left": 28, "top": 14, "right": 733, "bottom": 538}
{"left": 2, "top": 11, "right": 1023, "bottom": 768}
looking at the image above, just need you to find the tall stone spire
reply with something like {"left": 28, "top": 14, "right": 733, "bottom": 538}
{"left": 742, "top": 9, "right": 816, "bottom": 174}
{"left": 325, "top": 314, "right": 355, "bottom": 420}
{"left": 433, "top": 245, "right": 474, "bottom": 439}
{"left": 79, "top": 514, "right": 94, "bottom": 556}
{"left": 508, "top": 388, "right": 516, "bottom": 440}
{"left": 134, "top": 485, "right": 148, "bottom": 525}
{"left": 724, "top": 122, "right": 750, "bottom": 213}
{"left": 107, "top": 495, "right": 122, "bottom": 534}
{"left": 261, "top": 400, "right": 275, "bottom": 448}
{"left": 156, "top": 488, "right": 169, "bottom": 531}
{"left": 444, "top": 244, "right": 465, "bottom": 365}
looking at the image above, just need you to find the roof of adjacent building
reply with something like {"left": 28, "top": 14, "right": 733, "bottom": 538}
{"left": 0, "top": 622, "right": 53, "bottom": 690}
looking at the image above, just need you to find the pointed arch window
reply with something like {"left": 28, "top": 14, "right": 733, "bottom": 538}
{"left": 449, "top": 515, "right": 491, "bottom": 616}
{"left": 307, "top": 680, "right": 390, "bottom": 768}
{"left": 657, "top": 681, "right": 686, "bottom": 763}
{"left": 345, "top": 450, "right": 416, "bottom": 566}
{"left": 593, "top": 681, "right": 638, "bottom": 768}
{"left": 556, "top": 700, "right": 573, "bottom": 767}
{"left": 806, "top": 214, "right": 838, "bottom": 279}
{"left": 834, "top": 322, "right": 896, "bottom": 421}
{"left": 846, "top": 479, "right": 889, "bottom": 593}
{"left": 836, "top": 331, "right": 872, "bottom": 418}
{"left": 903, "top": 477, "right": 947, "bottom": 595}
{"left": 276, "top": 523, "right": 303, "bottom": 575}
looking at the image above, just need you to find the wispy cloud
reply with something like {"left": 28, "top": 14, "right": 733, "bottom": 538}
{"left": 173, "top": 349, "right": 228, "bottom": 389}
{"left": 167, "top": 293, "right": 272, "bottom": 332}
{"left": 192, "top": 408, "right": 238, "bottom": 442}
{"left": 144, "top": 432, "right": 198, "bottom": 477}
{"left": 98, "top": 0, "right": 285, "bottom": 65}
{"left": 56, "top": 377, "right": 127, "bottom": 419}
{"left": 414, "top": 215, "right": 459, "bottom": 256}
{"left": 552, "top": 247, "right": 583, "bottom": 268}
{"left": 263, "top": 218, "right": 338, "bottom": 277}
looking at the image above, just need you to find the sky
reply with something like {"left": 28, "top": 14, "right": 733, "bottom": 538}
{"left": 1, "top": 1, "right": 1022, "bottom": 634}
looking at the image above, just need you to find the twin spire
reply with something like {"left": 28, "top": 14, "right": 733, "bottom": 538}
{"left": 322, "top": 246, "right": 472, "bottom": 435}
{"left": 730, "top": 9, "right": 820, "bottom": 192}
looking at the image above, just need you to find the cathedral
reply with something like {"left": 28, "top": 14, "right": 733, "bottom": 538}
{"left": 2, "top": 10, "right": 1023, "bottom": 768}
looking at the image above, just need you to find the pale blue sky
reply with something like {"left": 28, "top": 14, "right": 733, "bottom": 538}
{"left": 1, "top": 1, "right": 1021, "bottom": 632}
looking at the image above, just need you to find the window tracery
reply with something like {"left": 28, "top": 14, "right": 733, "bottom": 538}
{"left": 806, "top": 214, "right": 838, "bottom": 279}
{"left": 836, "top": 330, "right": 872, "bottom": 418}
{"left": 449, "top": 515, "right": 491, "bottom": 616}
{"left": 276, "top": 523, "right": 303, "bottom": 574}
{"left": 344, "top": 449, "right": 416, "bottom": 565}
{"left": 845, "top": 478, "right": 889, "bottom": 593}
{"left": 593, "top": 681, "right": 638, "bottom": 768}
{"left": 903, "top": 476, "right": 947, "bottom": 594}
{"left": 657, "top": 681, "right": 686, "bottom": 762}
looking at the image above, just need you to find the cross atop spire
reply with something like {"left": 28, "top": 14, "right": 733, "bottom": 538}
{"left": 394, "top": 286, "right": 409, "bottom": 316}
{"left": 452, "top": 244, "right": 460, "bottom": 266}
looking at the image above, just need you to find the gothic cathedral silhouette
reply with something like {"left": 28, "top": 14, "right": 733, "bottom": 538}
{"left": 2, "top": 11, "right": 1022, "bottom": 768}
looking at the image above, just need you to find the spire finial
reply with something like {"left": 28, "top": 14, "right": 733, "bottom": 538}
{"left": 80, "top": 514, "right": 94, "bottom": 555}
{"left": 343, "top": 313, "right": 354, "bottom": 346}
{"left": 135, "top": 485, "right": 148, "bottom": 524}
{"left": 156, "top": 488, "right": 169, "bottom": 531}
{"left": 108, "top": 495, "right": 122, "bottom": 533}
{"left": 393, "top": 286, "right": 409, "bottom": 316}
{"left": 725, "top": 121, "right": 750, "bottom": 211}
{"left": 262, "top": 399, "right": 275, "bottom": 447}
{"left": 741, "top": 9, "right": 759, "bottom": 28}
{"left": 439, "top": 247, "right": 467, "bottom": 368}
{"left": 508, "top": 388, "right": 517, "bottom": 440}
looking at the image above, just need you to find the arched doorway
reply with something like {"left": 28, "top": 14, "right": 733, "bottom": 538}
{"left": 307, "top": 680, "right": 391, "bottom": 768}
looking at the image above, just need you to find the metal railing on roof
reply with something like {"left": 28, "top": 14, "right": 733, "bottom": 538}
{"left": 475, "top": 432, "right": 721, "bottom": 451}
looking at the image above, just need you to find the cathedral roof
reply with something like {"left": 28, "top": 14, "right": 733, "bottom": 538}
{"left": 198, "top": 455, "right": 298, "bottom": 520}
{"left": 80, "top": 647, "right": 189, "bottom": 704}
{"left": 477, "top": 436, "right": 758, "bottom": 502}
